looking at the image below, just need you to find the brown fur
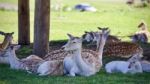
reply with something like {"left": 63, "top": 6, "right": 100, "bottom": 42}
{"left": 106, "top": 35, "right": 121, "bottom": 44}
{"left": 0, "top": 32, "right": 14, "bottom": 52}
{"left": 21, "top": 55, "right": 44, "bottom": 73}
{"left": 103, "top": 42, "right": 143, "bottom": 58}
{"left": 47, "top": 60, "right": 64, "bottom": 76}
{"left": 44, "top": 49, "right": 101, "bottom": 71}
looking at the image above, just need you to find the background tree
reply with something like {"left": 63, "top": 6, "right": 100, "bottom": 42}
{"left": 18, "top": 0, "right": 30, "bottom": 45}
{"left": 33, "top": 0, "right": 50, "bottom": 57}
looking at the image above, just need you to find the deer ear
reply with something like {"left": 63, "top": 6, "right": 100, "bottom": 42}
{"left": 0, "top": 31, "right": 5, "bottom": 35}
{"left": 67, "top": 33, "right": 74, "bottom": 39}
{"left": 97, "top": 27, "right": 102, "bottom": 30}
{"left": 104, "top": 30, "right": 110, "bottom": 37}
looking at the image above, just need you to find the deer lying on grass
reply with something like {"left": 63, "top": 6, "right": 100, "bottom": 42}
{"left": 82, "top": 27, "right": 120, "bottom": 49}
{"left": 105, "top": 54, "right": 143, "bottom": 74}
{"left": 103, "top": 42, "right": 143, "bottom": 58}
{"left": 62, "top": 28, "right": 109, "bottom": 77}
{"left": 0, "top": 31, "right": 14, "bottom": 64}
{"left": 128, "top": 54, "right": 150, "bottom": 72}
{"left": 2, "top": 45, "right": 64, "bottom": 76}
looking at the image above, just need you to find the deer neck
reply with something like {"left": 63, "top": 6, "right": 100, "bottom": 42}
{"left": 97, "top": 38, "right": 106, "bottom": 65}
{"left": 8, "top": 50, "right": 20, "bottom": 69}
{"left": 72, "top": 45, "right": 91, "bottom": 72}
{"left": 1, "top": 37, "right": 10, "bottom": 50}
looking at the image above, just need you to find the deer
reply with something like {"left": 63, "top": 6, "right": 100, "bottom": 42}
{"left": 105, "top": 54, "right": 143, "bottom": 74}
{"left": 136, "top": 21, "right": 150, "bottom": 38}
{"left": 82, "top": 27, "right": 120, "bottom": 49}
{"left": 103, "top": 42, "right": 143, "bottom": 58}
{"left": 0, "top": 31, "right": 14, "bottom": 51}
{"left": 0, "top": 31, "right": 14, "bottom": 64}
{"left": 1, "top": 45, "right": 64, "bottom": 76}
{"left": 105, "top": 60, "right": 142, "bottom": 74}
{"left": 62, "top": 28, "right": 109, "bottom": 77}
{"left": 81, "top": 28, "right": 143, "bottom": 58}
{"left": 128, "top": 54, "right": 150, "bottom": 72}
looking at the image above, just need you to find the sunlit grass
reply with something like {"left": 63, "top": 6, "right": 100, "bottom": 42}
{"left": 0, "top": 0, "right": 150, "bottom": 84}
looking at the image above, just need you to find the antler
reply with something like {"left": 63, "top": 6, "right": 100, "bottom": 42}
{"left": 0, "top": 31, "right": 5, "bottom": 35}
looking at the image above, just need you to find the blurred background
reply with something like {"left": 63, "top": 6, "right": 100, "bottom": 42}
{"left": 0, "top": 0, "right": 150, "bottom": 42}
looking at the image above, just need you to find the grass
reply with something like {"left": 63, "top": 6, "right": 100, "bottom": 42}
{"left": 0, "top": 0, "right": 150, "bottom": 84}
{"left": 0, "top": 64, "right": 150, "bottom": 84}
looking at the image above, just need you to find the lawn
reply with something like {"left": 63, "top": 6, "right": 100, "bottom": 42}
{"left": 0, "top": 0, "right": 150, "bottom": 84}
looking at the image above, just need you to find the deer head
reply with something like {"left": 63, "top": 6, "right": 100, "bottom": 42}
{"left": 138, "top": 21, "right": 147, "bottom": 31}
{"left": 82, "top": 31, "right": 94, "bottom": 42}
{"left": 5, "top": 32, "right": 14, "bottom": 44}
{"left": 97, "top": 27, "right": 110, "bottom": 50}
{"left": 62, "top": 34, "right": 82, "bottom": 51}
{"left": 0, "top": 45, "right": 20, "bottom": 57}
{"left": 98, "top": 27, "right": 110, "bottom": 42}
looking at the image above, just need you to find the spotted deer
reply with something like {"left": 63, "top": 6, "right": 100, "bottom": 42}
{"left": 82, "top": 27, "right": 120, "bottom": 49}
{"left": 103, "top": 42, "right": 143, "bottom": 58}
{"left": 1, "top": 45, "right": 64, "bottom": 76}
{"left": 0, "top": 31, "right": 14, "bottom": 64}
{"left": 62, "top": 28, "right": 109, "bottom": 77}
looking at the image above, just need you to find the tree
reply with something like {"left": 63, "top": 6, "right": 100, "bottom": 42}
{"left": 33, "top": 0, "right": 50, "bottom": 57}
{"left": 18, "top": 0, "right": 30, "bottom": 45}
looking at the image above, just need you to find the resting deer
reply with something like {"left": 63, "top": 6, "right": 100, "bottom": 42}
{"left": 2, "top": 45, "right": 64, "bottom": 76}
{"left": 128, "top": 54, "right": 150, "bottom": 72}
{"left": 105, "top": 60, "right": 142, "bottom": 74}
{"left": 0, "top": 31, "right": 14, "bottom": 64}
{"left": 62, "top": 28, "right": 109, "bottom": 77}
{"left": 82, "top": 27, "right": 120, "bottom": 49}
{"left": 103, "top": 42, "right": 143, "bottom": 58}
{"left": 105, "top": 54, "right": 143, "bottom": 74}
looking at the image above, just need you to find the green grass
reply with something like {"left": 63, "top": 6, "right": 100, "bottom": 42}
{"left": 0, "top": 64, "right": 150, "bottom": 84}
{"left": 0, "top": 0, "right": 150, "bottom": 84}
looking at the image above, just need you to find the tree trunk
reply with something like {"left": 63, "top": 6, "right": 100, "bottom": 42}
{"left": 33, "top": 0, "right": 50, "bottom": 57}
{"left": 18, "top": 0, "right": 30, "bottom": 45}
